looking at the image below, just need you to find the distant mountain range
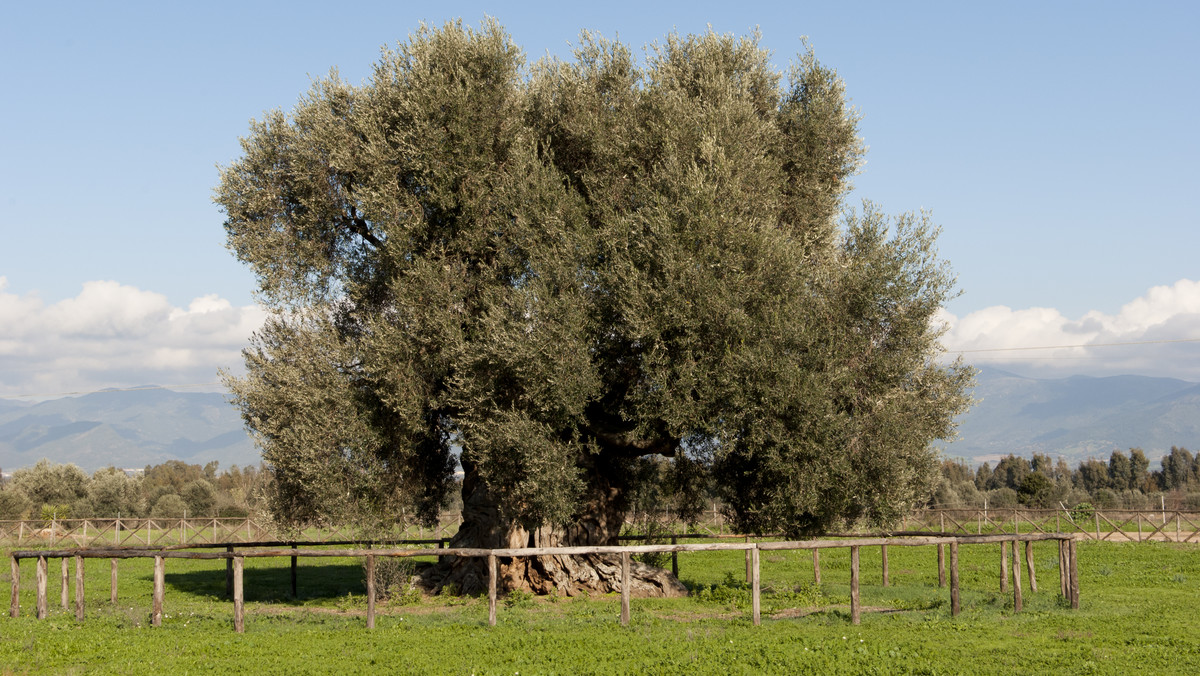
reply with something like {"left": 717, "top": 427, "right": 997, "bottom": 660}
{"left": 942, "top": 367, "right": 1200, "bottom": 465}
{"left": 2, "top": 368, "right": 1199, "bottom": 473}
{"left": 0, "top": 389, "right": 257, "bottom": 473}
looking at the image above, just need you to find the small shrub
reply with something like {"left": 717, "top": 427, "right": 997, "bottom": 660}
{"left": 1071, "top": 502, "right": 1094, "bottom": 523}
{"left": 693, "top": 572, "right": 750, "bottom": 608}
{"left": 504, "top": 588, "right": 535, "bottom": 609}
{"left": 366, "top": 556, "right": 420, "bottom": 604}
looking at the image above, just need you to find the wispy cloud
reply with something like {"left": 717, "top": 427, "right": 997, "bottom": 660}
{"left": 940, "top": 279, "right": 1200, "bottom": 380}
{"left": 0, "top": 277, "right": 266, "bottom": 397}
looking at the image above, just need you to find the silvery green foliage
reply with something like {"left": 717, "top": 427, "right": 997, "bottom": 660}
{"left": 216, "top": 20, "right": 972, "bottom": 536}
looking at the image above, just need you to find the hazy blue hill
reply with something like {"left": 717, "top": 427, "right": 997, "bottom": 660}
{"left": 945, "top": 367, "right": 1200, "bottom": 464}
{"left": 3, "top": 372, "right": 1200, "bottom": 473}
{"left": 0, "top": 389, "right": 256, "bottom": 472}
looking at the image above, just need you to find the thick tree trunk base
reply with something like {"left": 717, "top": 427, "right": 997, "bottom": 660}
{"left": 422, "top": 551, "right": 687, "bottom": 598}
{"left": 419, "top": 459, "right": 686, "bottom": 598}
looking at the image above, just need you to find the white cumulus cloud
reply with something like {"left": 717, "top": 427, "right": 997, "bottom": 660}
{"left": 0, "top": 277, "right": 266, "bottom": 397}
{"left": 940, "top": 279, "right": 1200, "bottom": 380}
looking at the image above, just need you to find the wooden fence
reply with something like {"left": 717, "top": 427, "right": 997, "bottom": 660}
{"left": 903, "top": 508, "right": 1200, "bottom": 542}
{"left": 4, "top": 507, "right": 1198, "bottom": 548}
{"left": 8, "top": 532, "right": 1078, "bottom": 633}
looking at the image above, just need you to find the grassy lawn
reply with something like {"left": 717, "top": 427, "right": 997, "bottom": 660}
{"left": 2, "top": 540, "right": 1199, "bottom": 674}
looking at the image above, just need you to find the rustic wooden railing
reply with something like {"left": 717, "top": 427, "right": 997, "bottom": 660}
{"left": 8, "top": 532, "right": 1078, "bottom": 633}
{"left": 5, "top": 507, "right": 1197, "bottom": 548}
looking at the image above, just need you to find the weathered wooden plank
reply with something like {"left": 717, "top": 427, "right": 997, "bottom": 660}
{"left": 110, "top": 559, "right": 118, "bottom": 605}
{"left": 881, "top": 545, "right": 889, "bottom": 587}
{"left": 620, "top": 552, "right": 631, "bottom": 626}
{"left": 10, "top": 556, "right": 20, "bottom": 618}
{"left": 751, "top": 547, "right": 761, "bottom": 627}
{"left": 225, "top": 545, "right": 234, "bottom": 598}
{"left": 60, "top": 557, "right": 69, "bottom": 611}
{"left": 487, "top": 554, "right": 498, "bottom": 627}
{"left": 152, "top": 555, "right": 164, "bottom": 627}
{"left": 366, "top": 555, "right": 376, "bottom": 630}
{"left": 1012, "top": 540, "right": 1023, "bottom": 612}
{"left": 74, "top": 555, "right": 84, "bottom": 621}
{"left": 233, "top": 556, "right": 244, "bottom": 633}
{"left": 850, "top": 546, "right": 861, "bottom": 625}
{"left": 949, "top": 542, "right": 960, "bottom": 617}
{"left": 937, "top": 544, "right": 945, "bottom": 588}
{"left": 1025, "top": 541, "right": 1037, "bottom": 593}
{"left": 1068, "top": 539, "right": 1079, "bottom": 609}
{"left": 1000, "top": 541, "right": 1008, "bottom": 593}
{"left": 1058, "top": 539, "right": 1068, "bottom": 598}
{"left": 36, "top": 556, "right": 47, "bottom": 620}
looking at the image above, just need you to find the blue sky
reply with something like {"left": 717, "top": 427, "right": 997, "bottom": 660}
{"left": 1, "top": 1, "right": 1198, "bottom": 396}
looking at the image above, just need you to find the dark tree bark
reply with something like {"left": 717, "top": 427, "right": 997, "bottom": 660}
{"left": 423, "top": 452, "right": 687, "bottom": 598}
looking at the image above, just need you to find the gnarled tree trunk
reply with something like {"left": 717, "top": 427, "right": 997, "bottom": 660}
{"left": 423, "top": 453, "right": 687, "bottom": 598}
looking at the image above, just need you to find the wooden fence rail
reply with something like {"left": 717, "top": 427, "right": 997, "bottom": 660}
{"left": 4, "top": 508, "right": 1198, "bottom": 548}
{"left": 8, "top": 532, "right": 1077, "bottom": 633}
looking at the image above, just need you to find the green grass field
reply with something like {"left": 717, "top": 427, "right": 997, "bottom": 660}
{"left": 2, "top": 540, "right": 1199, "bottom": 674}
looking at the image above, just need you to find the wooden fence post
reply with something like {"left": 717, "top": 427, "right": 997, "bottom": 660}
{"left": 152, "top": 555, "right": 164, "bottom": 627}
{"left": 74, "top": 555, "right": 84, "bottom": 621}
{"left": 1068, "top": 539, "right": 1079, "bottom": 609}
{"left": 745, "top": 545, "right": 752, "bottom": 584}
{"left": 671, "top": 536, "right": 678, "bottom": 579}
{"left": 1011, "top": 541, "right": 1022, "bottom": 612}
{"left": 812, "top": 549, "right": 821, "bottom": 585}
{"left": 290, "top": 543, "right": 298, "bottom": 599}
{"left": 366, "top": 555, "right": 376, "bottom": 629}
{"left": 751, "top": 547, "right": 761, "bottom": 627}
{"left": 225, "top": 545, "right": 234, "bottom": 599}
{"left": 1025, "top": 541, "right": 1037, "bottom": 593}
{"left": 233, "top": 556, "right": 244, "bottom": 633}
{"left": 850, "top": 546, "right": 861, "bottom": 625}
{"left": 949, "top": 542, "right": 960, "bottom": 617}
{"left": 1058, "top": 540, "right": 1068, "bottom": 598}
{"left": 110, "top": 559, "right": 118, "bottom": 604}
{"left": 937, "top": 543, "right": 946, "bottom": 588}
{"left": 620, "top": 552, "right": 631, "bottom": 626}
{"left": 10, "top": 556, "right": 19, "bottom": 618}
{"left": 487, "top": 554, "right": 498, "bottom": 627}
{"left": 881, "top": 545, "right": 889, "bottom": 587}
{"left": 60, "top": 557, "right": 69, "bottom": 610}
{"left": 1137, "top": 513, "right": 1142, "bottom": 542}
{"left": 36, "top": 556, "right": 47, "bottom": 620}
{"left": 1000, "top": 541, "right": 1008, "bottom": 593}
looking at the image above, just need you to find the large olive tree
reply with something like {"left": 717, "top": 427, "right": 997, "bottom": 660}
{"left": 216, "top": 20, "right": 972, "bottom": 596}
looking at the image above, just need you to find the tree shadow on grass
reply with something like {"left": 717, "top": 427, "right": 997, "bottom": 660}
{"left": 161, "top": 560, "right": 431, "bottom": 605}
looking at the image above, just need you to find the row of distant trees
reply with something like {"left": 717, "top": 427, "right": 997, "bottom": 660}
{"left": 6, "top": 446, "right": 1200, "bottom": 523}
{"left": 0, "top": 459, "right": 269, "bottom": 522}
{"left": 932, "top": 446, "right": 1200, "bottom": 511}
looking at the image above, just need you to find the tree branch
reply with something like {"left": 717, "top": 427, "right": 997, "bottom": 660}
{"left": 343, "top": 206, "right": 382, "bottom": 248}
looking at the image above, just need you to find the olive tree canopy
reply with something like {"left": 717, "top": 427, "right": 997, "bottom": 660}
{"left": 216, "top": 19, "right": 972, "bottom": 595}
